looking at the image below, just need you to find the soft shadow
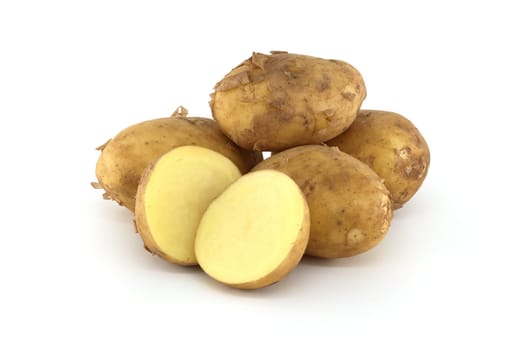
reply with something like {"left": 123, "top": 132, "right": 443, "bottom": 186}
{"left": 299, "top": 248, "right": 388, "bottom": 268}
{"left": 139, "top": 250, "right": 390, "bottom": 296}
{"left": 90, "top": 197, "right": 202, "bottom": 275}
{"left": 192, "top": 265, "right": 315, "bottom": 298}
{"left": 139, "top": 252, "right": 203, "bottom": 275}
{"left": 89, "top": 196, "right": 135, "bottom": 229}
{"left": 300, "top": 255, "right": 354, "bottom": 267}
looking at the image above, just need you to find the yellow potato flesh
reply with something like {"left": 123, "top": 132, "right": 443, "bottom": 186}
{"left": 135, "top": 146, "right": 241, "bottom": 265}
{"left": 195, "top": 170, "right": 309, "bottom": 289}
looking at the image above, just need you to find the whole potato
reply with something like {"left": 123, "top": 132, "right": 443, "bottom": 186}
{"left": 94, "top": 109, "right": 263, "bottom": 210}
{"left": 252, "top": 145, "right": 392, "bottom": 258}
{"left": 326, "top": 110, "right": 430, "bottom": 209}
{"left": 210, "top": 51, "right": 366, "bottom": 151}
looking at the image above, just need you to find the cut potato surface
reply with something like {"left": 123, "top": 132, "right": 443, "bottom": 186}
{"left": 135, "top": 146, "right": 241, "bottom": 265}
{"left": 195, "top": 170, "right": 310, "bottom": 289}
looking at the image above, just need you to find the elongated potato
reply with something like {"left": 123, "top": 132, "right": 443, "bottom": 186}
{"left": 326, "top": 110, "right": 430, "bottom": 209}
{"left": 195, "top": 170, "right": 310, "bottom": 289}
{"left": 210, "top": 51, "right": 366, "bottom": 151}
{"left": 135, "top": 146, "right": 241, "bottom": 265}
{"left": 94, "top": 109, "right": 262, "bottom": 210}
{"left": 253, "top": 145, "right": 392, "bottom": 258}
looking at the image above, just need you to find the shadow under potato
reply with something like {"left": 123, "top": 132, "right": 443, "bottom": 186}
{"left": 299, "top": 252, "right": 385, "bottom": 268}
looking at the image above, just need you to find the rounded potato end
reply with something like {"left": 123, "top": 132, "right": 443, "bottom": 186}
{"left": 327, "top": 110, "right": 430, "bottom": 209}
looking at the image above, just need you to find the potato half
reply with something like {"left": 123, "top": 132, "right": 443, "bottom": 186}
{"left": 326, "top": 110, "right": 430, "bottom": 209}
{"left": 95, "top": 109, "right": 262, "bottom": 210}
{"left": 135, "top": 146, "right": 241, "bottom": 265}
{"left": 210, "top": 51, "right": 366, "bottom": 151}
{"left": 253, "top": 145, "right": 392, "bottom": 258}
{"left": 195, "top": 170, "right": 310, "bottom": 289}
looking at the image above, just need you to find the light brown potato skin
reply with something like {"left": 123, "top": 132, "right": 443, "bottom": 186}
{"left": 134, "top": 160, "right": 165, "bottom": 260}
{"left": 210, "top": 52, "right": 366, "bottom": 151}
{"left": 326, "top": 110, "right": 430, "bottom": 209}
{"left": 232, "top": 213, "right": 309, "bottom": 289}
{"left": 95, "top": 114, "right": 263, "bottom": 211}
{"left": 253, "top": 145, "right": 392, "bottom": 258}
{"left": 233, "top": 177, "right": 310, "bottom": 289}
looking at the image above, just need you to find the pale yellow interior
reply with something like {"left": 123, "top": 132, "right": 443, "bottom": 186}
{"left": 144, "top": 146, "right": 241, "bottom": 264}
{"left": 195, "top": 170, "right": 306, "bottom": 284}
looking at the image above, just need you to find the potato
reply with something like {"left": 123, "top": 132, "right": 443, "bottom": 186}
{"left": 195, "top": 170, "right": 310, "bottom": 289}
{"left": 210, "top": 51, "right": 366, "bottom": 151}
{"left": 94, "top": 108, "right": 263, "bottom": 210}
{"left": 135, "top": 146, "right": 241, "bottom": 265}
{"left": 253, "top": 145, "right": 392, "bottom": 258}
{"left": 326, "top": 110, "right": 430, "bottom": 209}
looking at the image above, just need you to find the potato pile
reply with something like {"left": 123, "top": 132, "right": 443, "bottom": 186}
{"left": 93, "top": 51, "right": 430, "bottom": 289}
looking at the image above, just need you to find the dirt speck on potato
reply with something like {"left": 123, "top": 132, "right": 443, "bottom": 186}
{"left": 211, "top": 52, "right": 366, "bottom": 151}
{"left": 253, "top": 145, "right": 392, "bottom": 258}
{"left": 327, "top": 110, "right": 430, "bottom": 209}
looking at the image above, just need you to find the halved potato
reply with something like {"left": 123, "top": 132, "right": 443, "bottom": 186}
{"left": 135, "top": 146, "right": 241, "bottom": 265}
{"left": 195, "top": 170, "right": 310, "bottom": 289}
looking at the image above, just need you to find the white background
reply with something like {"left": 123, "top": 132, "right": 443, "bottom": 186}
{"left": 1, "top": 0, "right": 525, "bottom": 349}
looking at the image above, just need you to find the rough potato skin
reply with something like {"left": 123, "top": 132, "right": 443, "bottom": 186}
{"left": 326, "top": 110, "right": 430, "bottom": 209}
{"left": 95, "top": 114, "right": 263, "bottom": 211}
{"left": 253, "top": 145, "right": 392, "bottom": 258}
{"left": 210, "top": 51, "right": 366, "bottom": 151}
